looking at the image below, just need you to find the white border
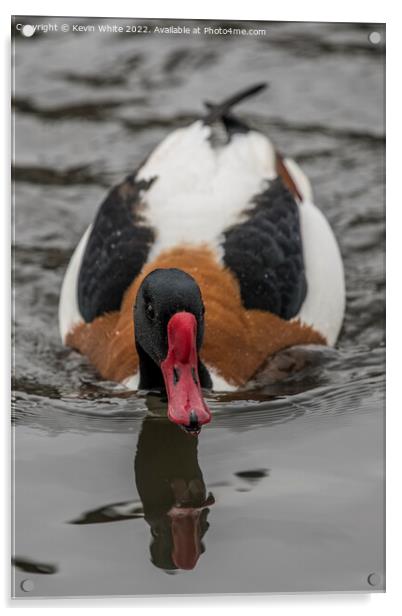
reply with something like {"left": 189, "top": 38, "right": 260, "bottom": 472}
{"left": 2, "top": 1, "right": 400, "bottom": 614}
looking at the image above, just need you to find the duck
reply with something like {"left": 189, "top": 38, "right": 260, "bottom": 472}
{"left": 59, "top": 83, "right": 345, "bottom": 434}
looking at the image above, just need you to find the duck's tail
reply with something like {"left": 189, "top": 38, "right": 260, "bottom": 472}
{"left": 203, "top": 83, "right": 268, "bottom": 127}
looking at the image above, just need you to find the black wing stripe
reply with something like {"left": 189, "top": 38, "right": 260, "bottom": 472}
{"left": 77, "top": 173, "right": 155, "bottom": 322}
{"left": 222, "top": 178, "right": 307, "bottom": 319}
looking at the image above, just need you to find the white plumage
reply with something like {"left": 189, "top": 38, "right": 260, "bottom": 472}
{"left": 59, "top": 224, "right": 91, "bottom": 343}
{"left": 296, "top": 200, "right": 345, "bottom": 345}
{"left": 137, "top": 122, "right": 277, "bottom": 261}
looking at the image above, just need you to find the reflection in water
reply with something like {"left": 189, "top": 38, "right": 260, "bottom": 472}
{"left": 12, "top": 557, "right": 58, "bottom": 575}
{"left": 135, "top": 412, "right": 214, "bottom": 571}
{"left": 235, "top": 469, "right": 269, "bottom": 482}
{"left": 66, "top": 394, "right": 307, "bottom": 573}
{"left": 69, "top": 501, "right": 144, "bottom": 525}
{"left": 68, "top": 402, "right": 215, "bottom": 572}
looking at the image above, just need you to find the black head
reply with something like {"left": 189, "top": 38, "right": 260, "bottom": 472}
{"left": 134, "top": 268, "right": 212, "bottom": 432}
{"left": 134, "top": 268, "right": 205, "bottom": 364}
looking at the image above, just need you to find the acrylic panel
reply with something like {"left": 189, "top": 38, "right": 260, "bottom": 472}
{"left": 11, "top": 16, "right": 385, "bottom": 597}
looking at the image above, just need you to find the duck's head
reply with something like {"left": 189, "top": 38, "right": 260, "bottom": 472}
{"left": 134, "top": 268, "right": 212, "bottom": 434}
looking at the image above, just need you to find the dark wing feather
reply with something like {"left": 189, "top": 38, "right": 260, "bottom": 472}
{"left": 222, "top": 178, "right": 307, "bottom": 319}
{"left": 77, "top": 173, "right": 155, "bottom": 322}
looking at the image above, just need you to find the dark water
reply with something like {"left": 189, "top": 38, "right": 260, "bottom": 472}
{"left": 11, "top": 17, "right": 385, "bottom": 597}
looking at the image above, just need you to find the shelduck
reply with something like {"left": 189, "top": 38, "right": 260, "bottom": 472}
{"left": 59, "top": 84, "right": 345, "bottom": 434}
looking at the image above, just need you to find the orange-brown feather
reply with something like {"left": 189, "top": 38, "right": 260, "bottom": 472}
{"left": 275, "top": 152, "right": 303, "bottom": 201}
{"left": 67, "top": 245, "right": 325, "bottom": 386}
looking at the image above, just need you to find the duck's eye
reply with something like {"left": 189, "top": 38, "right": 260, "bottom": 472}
{"left": 145, "top": 303, "right": 155, "bottom": 321}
